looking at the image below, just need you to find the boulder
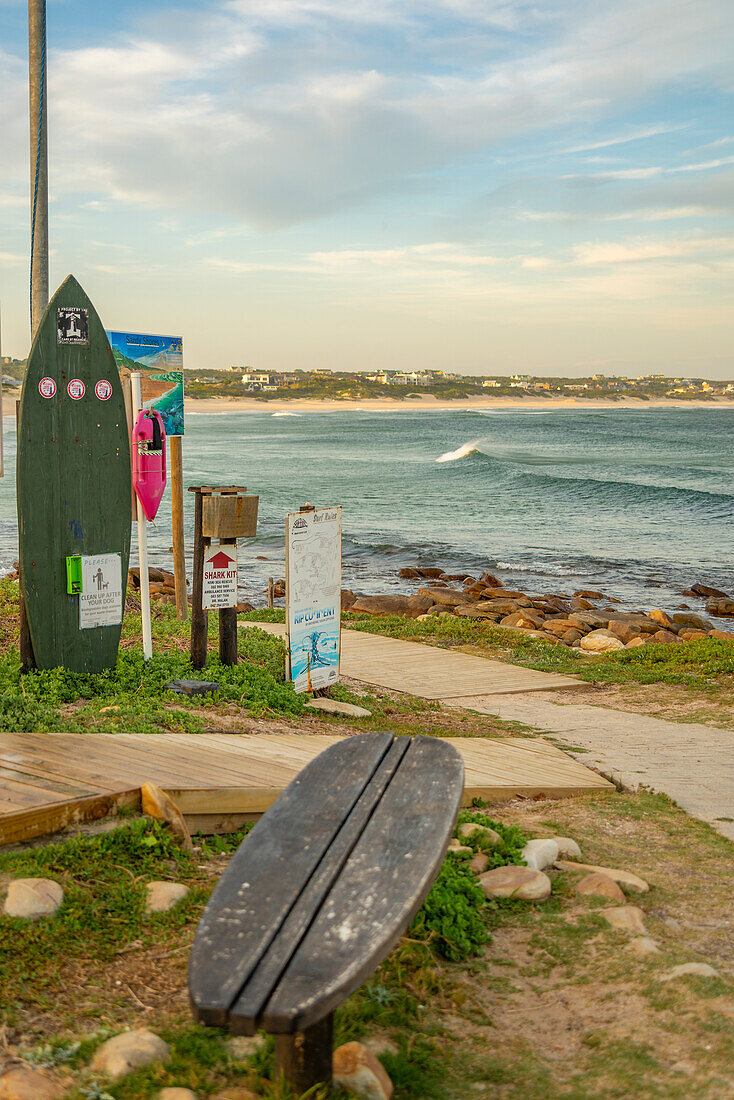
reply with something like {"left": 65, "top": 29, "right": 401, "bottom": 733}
{"left": 416, "top": 587, "right": 467, "bottom": 608}
{"left": 416, "top": 567, "right": 444, "bottom": 579}
{"left": 474, "top": 598, "right": 521, "bottom": 615}
{"left": 3, "top": 878, "right": 63, "bottom": 920}
{"left": 570, "top": 597, "right": 595, "bottom": 611}
{"left": 463, "top": 582, "right": 491, "bottom": 600}
{"left": 479, "top": 866, "right": 551, "bottom": 901}
{"left": 672, "top": 611, "right": 713, "bottom": 631}
{"left": 333, "top": 1042, "right": 393, "bottom": 1100}
{"left": 709, "top": 629, "right": 734, "bottom": 640}
{"left": 628, "top": 937, "right": 661, "bottom": 956}
{"left": 145, "top": 882, "right": 190, "bottom": 914}
{"left": 648, "top": 609, "right": 673, "bottom": 628}
{"left": 543, "top": 618, "right": 582, "bottom": 636}
{"left": 678, "top": 630, "right": 707, "bottom": 641}
{"left": 341, "top": 589, "right": 358, "bottom": 610}
{"left": 606, "top": 620, "right": 640, "bottom": 645}
{"left": 689, "top": 584, "right": 728, "bottom": 599}
{"left": 483, "top": 589, "right": 532, "bottom": 604}
{"left": 91, "top": 1029, "right": 170, "bottom": 1080}
{"left": 351, "top": 595, "right": 417, "bottom": 617}
{"left": 478, "top": 573, "right": 502, "bottom": 587}
{"left": 552, "top": 837, "right": 582, "bottom": 860}
{"left": 306, "top": 698, "right": 372, "bottom": 718}
{"left": 572, "top": 589, "right": 605, "bottom": 599}
{"left": 398, "top": 568, "right": 421, "bottom": 579}
{"left": 159, "top": 1091, "right": 199, "bottom": 1100}
{"left": 568, "top": 611, "right": 610, "bottom": 630}
{"left": 235, "top": 601, "right": 254, "bottom": 613}
{"left": 649, "top": 629, "right": 680, "bottom": 645}
{"left": 562, "top": 629, "right": 584, "bottom": 645}
{"left": 500, "top": 610, "right": 546, "bottom": 631}
{"left": 455, "top": 606, "right": 500, "bottom": 620}
{"left": 601, "top": 906, "right": 648, "bottom": 935}
{"left": 439, "top": 572, "right": 472, "bottom": 582}
{"left": 706, "top": 598, "right": 734, "bottom": 618}
{"left": 447, "top": 839, "right": 472, "bottom": 856}
{"left": 555, "top": 861, "right": 649, "bottom": 892}
{"left": 521, "top": 839, "right": 559, "bottom": 870}
{"left": 626, "top": 637, "right": 646, "bottom": 648}
{"left": 469, "top": 852, "right": 489, "bottom": 874}
{"left": 579, "top": 630, "right": 624, "bottom": 653}
{"left": 574, "top": 873, "right": 626, "bottom": 902}
{"left": 272, "top": 579, "right": 285, "bottom": 598}
{"left": 658, "top": 962, "right": 719, "bottom": 982}
{"left": 603, "top": 612, "right": 659, "bottom": 634}
{"left": 0, "top": 1067, "right": 67, "bottom": 1099}
{"left": 407, "top": 594, "right": 436, "bottom": 613}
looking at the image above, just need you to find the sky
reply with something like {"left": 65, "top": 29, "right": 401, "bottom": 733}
{"left": 1, "top": 0, "right": 733, "bottom": 377}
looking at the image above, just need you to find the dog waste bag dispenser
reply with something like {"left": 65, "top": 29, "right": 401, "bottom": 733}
{"left": 133, "top": 409, "right": 166, "bottom": 521}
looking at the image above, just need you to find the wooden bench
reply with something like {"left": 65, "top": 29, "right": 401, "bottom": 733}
{"left": 188, "top": 732, "right": 464, "bottom": 1093}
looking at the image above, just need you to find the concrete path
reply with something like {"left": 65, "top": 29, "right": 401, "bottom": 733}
{"left": 448, "top": 693, "right": 734, "bottom": 841}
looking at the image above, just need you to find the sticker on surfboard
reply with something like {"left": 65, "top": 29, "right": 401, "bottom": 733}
{"left": 67, "top": 379, "right": 86, "bottom": 400}
{"left": 95, "top": 379, "right": 113, "bottom": 401}
{"left": 57, "top": 307, "right": 89, "bottom": 345}
{"left": 38, "top": 377, "right": 56, "bottom": 399}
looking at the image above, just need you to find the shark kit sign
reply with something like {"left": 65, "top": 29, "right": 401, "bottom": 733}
{"left": 202, "top": 545, "right": 238, "bottom": 610}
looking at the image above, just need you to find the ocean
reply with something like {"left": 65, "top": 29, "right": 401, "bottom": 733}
{"left": 1, "top": 406, "right": 732, "bottom": 619}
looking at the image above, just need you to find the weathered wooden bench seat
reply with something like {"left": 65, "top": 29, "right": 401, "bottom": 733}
{"left": 188, "top": 731, "right": 464, "bottom": 1092}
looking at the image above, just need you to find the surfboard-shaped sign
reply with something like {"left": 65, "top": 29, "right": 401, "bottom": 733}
{"left": 132, "top": 408, "right": 167, "bottom": 521}
{"left": 17, "top": 275, "right": 132, "bottom": 672}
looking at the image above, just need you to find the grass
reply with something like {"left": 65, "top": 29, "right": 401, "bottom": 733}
{"left": 341, "top": 612, "right": 734, "bottom": 688}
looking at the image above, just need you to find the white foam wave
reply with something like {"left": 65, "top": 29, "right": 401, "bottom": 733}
{"left": 272, "top": 411, "right": 301, "bottom": 417}
{"left": 496, "top": 560, "right": 581, "bottom": 576}
{"left": 436, "top": 439, "right": 482, "bottom": 463}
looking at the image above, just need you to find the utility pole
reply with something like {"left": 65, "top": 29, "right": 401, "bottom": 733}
{"left": 29, "top": 0, "right": 49, "bottom": 337}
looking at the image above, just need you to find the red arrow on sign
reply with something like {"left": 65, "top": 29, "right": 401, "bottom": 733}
{"left": 209, "top": 551, "right": 235, "bottom": 568}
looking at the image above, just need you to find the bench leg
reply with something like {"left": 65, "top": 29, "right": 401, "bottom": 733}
{"left": 274, "top": 1013, "right": 333, "bottom": 1094}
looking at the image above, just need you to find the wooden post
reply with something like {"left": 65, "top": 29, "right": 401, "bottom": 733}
{"left": 218, "top": 537, "right": 238, "bottom": 665}
{"left": 267, "top": 576, "right": 274, "bottom": 609}
{"left": 190, "top": 487, "right": 208, "bottom": 670}
{"left": 170, "top": 436, "right": 187, "bottom": 620}
{"left": 274, "top": 1014, "right": 333, "bottom": 1095}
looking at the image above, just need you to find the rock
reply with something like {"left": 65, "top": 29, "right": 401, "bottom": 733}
{"left": 562, "top": 629, "right": 584, "bottom": 645}
{"left": 678, "top": 630, "right": 707, "bottom": 641}
{"left": 465, "top": 823, "right": 501, "bottom": 845}
{"left": 398, "top": 568, "right": 421, "bottom": 579}
{"left": 689, "top": 584, "right": 728, "bottom": 599}
{"left": 672, "top": 611, "right": 713, "bottom": 631}
{"left": 572, "top": 589, "right": 605, "bottom": 599}
{"left": 568, "top": 611, "right": 610, "bottom": 630}
{"left": 626, "top": 637, "right": 646, "bottom": 648}
{"left": 648, "top": 609, "right": 673, "bottom": 628}
{"left": 305, "top": 698, "right": 372, "bottom": 718}
{"left": 649, "top": 629, "right": 680, "bottom": 645}
{"left": 500, "top": 609, "right": 546, "bottom": 630}
{"left": 209, "top": 1089, "right": 259, "bottom": 1100}
{"left": 145, "top": 882, "right": 190, "bottom": 914}
{"left": 570, "top": 597, "right": 595, "bottom": 610}
{"left": 333, "top": 1041, "right": 393, "bottom": 1100}
{"left": 166, "top": 679, "right": 220, "bottom": 696}
{"left": 483, "top": 588, "right": 528, "bottom": 600}
{"left": 552, "top": 837, "right": 582, "bottom": 860}
{"left": 272, "top": 579, "right": 285, "bottom": 597}
{"left": 235, "top": 601, "right": 254, "bottom": 613}
{"left": 543, "top": 618, "right": 584, "bottom": 636}
{"left": 0, "top": 1067, "right": 66, "bottom": 1099}
{"left": 474, "top": 598, "right": 521, "bottom": 615}
{"left": 469, "top": 852, "right": 490, "bottom": 874}
{"left": 91, "top": 1029, "right": 170, "bottom": 1080}
{"left": 606, "top": 620, "right": 640, "bottom": 645}
{"left": 479, "top": 866, "right": 551, "bottom": 901}
{"left": 455, "top": 606, "right": 500, "bottom": 620}
{"left": 416, "top": 587, "right": 467, "bottom": 608}
{"left": 658, "top": 962, "right": 719, "bottom": 982}
{"left": 159, "top": 1091, "right": 199, "bottom": 1100}
{"left": 574, "top": 873, "right": 626, "bottom": 902}
{"left": 478, "top": 573, "right": 502, "bottom": 588}
{"left": 555, "top": 861, "right": 649, "bottom": 892}
{"left": 521, "top": 839, "right": 559, "bottom": 870}
{"left": 3, "top": 878, "right": 63, "bottom": 920}
{"left": 415, "top": 567, "right": 444, "bottom": 579}
{"left": 440, "top": 573, "right": 472, "bottom": 582}
{"left": 341, "top": 589, "right": 358, "bottom": 610}
{"left": 463, "top": 582, "right": 491, "bottom": 600}
{"left": 579, "top": 630, "right": 624, "bottom": 653}
{"left": 603, "top": 611, "right": 659, "bottom": 634}
{"left": 709, "top": 629, "right": 734, "bottom": 640}
{"left": 406, "top": 594, "right": 436, "bottom": 613}
{"left": 628, "top": 937, "right": 661, "bottom": 956}
{"left": 352, "top": 594, "right": 417, "bottom": 617}
{"left": 227, "top": 1033, "right": 267, "bottom": 1059}
{"left": 447, "top": 839, "right": 472, "bottom": 856}
{"left": 458, "top": 822, "right": 483, "bottom": 838}
{"left": 706, "top": 598, "right": 734, "bottom": 617}
{"left": 600, "top": 906, "right": 648, "bottom": 934}
{"left": 141, "top": 782, "right": 193, "bottom": 852}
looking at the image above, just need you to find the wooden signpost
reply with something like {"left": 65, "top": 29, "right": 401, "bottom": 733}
{"left": 17, "top": 275, "right": 132, "bottom": 672}
{"left": 189, "top": 486, "right": 258, "bottom": 669}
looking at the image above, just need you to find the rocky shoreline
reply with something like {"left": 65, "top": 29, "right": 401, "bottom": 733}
{"left": 341, "top": 568, "right": 734, "bottom": 651}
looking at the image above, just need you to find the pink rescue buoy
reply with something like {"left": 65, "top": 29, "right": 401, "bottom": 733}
{"left": 132, "top": 409, "right": 167, "bottom": 521}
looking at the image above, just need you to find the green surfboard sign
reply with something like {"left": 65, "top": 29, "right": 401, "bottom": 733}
{"left": 17, "top": 275, "right": 132, "bottom": 672}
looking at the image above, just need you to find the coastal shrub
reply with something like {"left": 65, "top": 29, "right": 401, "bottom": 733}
{"left": 410, "top": 859, "right": 488, "bottom": 961}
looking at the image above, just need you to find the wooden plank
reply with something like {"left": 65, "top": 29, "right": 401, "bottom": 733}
{"left": 0, "top": 790, "right": 140, "bottom": 847}
{"left": 189, "top": 733, "right": 395, "bottom": 1027}
{"left": 260, "top": 737, "right": 464, "bottom": 1033}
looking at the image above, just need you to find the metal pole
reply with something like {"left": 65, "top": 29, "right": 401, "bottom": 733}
{"left": 131, "top": 373, "right": 153, "bottom": 660}
{"left": 28, "top": 0, "right": 49, "bottom": 338}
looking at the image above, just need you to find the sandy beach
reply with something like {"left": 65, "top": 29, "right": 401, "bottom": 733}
{"left": 4, "top": 391, "right": 734, "bottom": 415}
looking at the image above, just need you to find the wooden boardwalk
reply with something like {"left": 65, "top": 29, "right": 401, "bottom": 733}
{"left": 247, "top": 623, "right": 582, "bottom": 697}
{"left": 0, "top": 732, "right": 611, "bottom": 846}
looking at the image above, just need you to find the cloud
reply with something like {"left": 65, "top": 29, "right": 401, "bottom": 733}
{"left": 573, "top": 235, "right": 734, "bottom": 265}
{"left": 563, "top": 123, "right": 688, "bottom": 153}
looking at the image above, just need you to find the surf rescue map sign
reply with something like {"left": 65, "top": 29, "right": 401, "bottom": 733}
{"left": 286, "top": 506, "right": 341, "bottom": 693}
{"left": 79, "top": 553, "right": 123, "bottom": 629}
{"left": 203, "top": 545, "right": 238, "bottom": 610}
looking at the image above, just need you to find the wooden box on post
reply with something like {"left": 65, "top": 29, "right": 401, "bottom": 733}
{"left": 189, "top": 485, "right": 258, "bottom": 669}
